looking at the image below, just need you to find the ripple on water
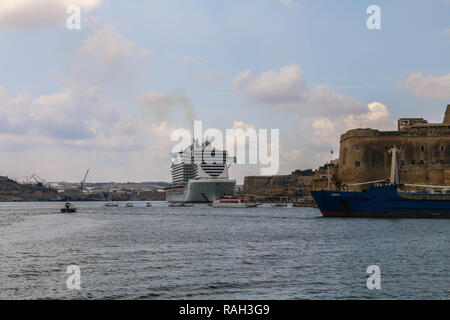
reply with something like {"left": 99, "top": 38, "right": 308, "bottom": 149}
{"left": 0, "top": 202, "right": 448, "bottom": 299}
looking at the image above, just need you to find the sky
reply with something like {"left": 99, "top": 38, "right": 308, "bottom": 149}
{"left": 0, "top": 0, "right": 450, "bottom": 184}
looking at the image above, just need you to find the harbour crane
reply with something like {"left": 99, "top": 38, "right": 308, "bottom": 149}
{"left": 79, "top": 169, "right": 90, "bottom": 193}
{"left": 27, "top": 173, "right": 46, "bottom": 188}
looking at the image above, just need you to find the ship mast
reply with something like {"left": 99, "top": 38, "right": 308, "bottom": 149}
{"left": 388, "top": 145, "right": 400, "bottom": 185}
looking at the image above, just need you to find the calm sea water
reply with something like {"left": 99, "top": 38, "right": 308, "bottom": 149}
{"left": 0, "top": 201, "right": 448, "bottom": 300}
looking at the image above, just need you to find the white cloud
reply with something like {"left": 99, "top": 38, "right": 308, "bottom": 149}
{"left": 399, "top": 72, "right": 450, "bottom": 100}
{"left": 78, "top": 24, "right": 152, "bottom": 66}
{"left": 233, "top": 65, "right": 306, "bottom": 103}
{"left": 233, "top": 65, "right": 367, "bottom": 116}
{"left": 277, "top": 0, "right": 298, "bottom": 7}
{"left": 183, "top": 55, "right": 206, "bottom": 63}
{"left": 0, "top": 84, "right": 180, "bottom": 182}
{"left": 312, "top": 102, "right": 396, "bottom": 146}
{"left": 232, "top": 121, "right": 255, "bottom": 131}
{"left": 0, "top": 84, "right": 139, "bottom": 148}
{"left": 200, "top": 71, "right": 224, "bottom": 83}
{"left": 0, "top": 0, "right": 102, "bottom": 29}
{"left": 278, "top": 0, "right": 298, "bottom": 8}
{"left": 137, "top": 90, "right": 196, "bottom": 126}
{"left": 280, "top": 148, "right": 302, "bottom": 169}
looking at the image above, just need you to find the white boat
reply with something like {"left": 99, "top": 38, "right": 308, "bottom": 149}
{"left": 272, "top": 202, "right": 288, "bottom": 208}
{"left": 125, "top": 202, "right": 134, "bottom": 207}
{"left": 168, "top": 202, "right": 193, "bottom": 207}
{"left": 105, "top": 202, "right": 119, "bottom": 207}
{"left": 213, "top": 196, "right": 258, "bottom": 208}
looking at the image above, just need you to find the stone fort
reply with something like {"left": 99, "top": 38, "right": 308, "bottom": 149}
{"left": 337, "top": 105, "right": 450, "bottom": 188}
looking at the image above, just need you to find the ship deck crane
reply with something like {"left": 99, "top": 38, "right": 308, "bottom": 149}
{"left": 80, "top": 169, "right": 90, "bottom": 193}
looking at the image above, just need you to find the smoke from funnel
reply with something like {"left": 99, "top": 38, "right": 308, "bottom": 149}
{"left": 138, "top": 90, "right": 196, "bottom": 128}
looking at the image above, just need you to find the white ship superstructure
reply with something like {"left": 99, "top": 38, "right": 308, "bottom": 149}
{"left": 166, "top": 140, "right": 236, "bottom": 203}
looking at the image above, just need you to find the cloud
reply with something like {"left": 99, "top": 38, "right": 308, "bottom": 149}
{"left": 231, "top": 65, "right": 396, "bottom": 169}
{"left": 0, "top": 84, "right": 182, "bottom": 182}
{"left": 78, "top": 24, "right": 152, "bottom": 66}
{"left": 183, "top": 55, "right": 206, "bottom": 64}
{"left": 398, "top": 72, "right": 450, "bottom": 100}
{"left": 277, "top": 0, "right": 299, "bottom": 7}
{"left": 0, "top": 84, "right": 143, "bottom": 150}
{"left": 0, "top": 0, "right": 103, "bottom": 29}
{"left": 137, "top": 90, "right": 196, "bottom": 128}
{"left": 233, "top": 65, "right": 367, "bottom": 116}
{"left": 200, "top": 71, "right": 225, "bottom": 84}
{"left": 312, "top": 102, "right": 396, "bottom": 146}
{"left": 233, "top": 65, "right": 306, "bottom": 103}
{"left": 232, "top": 121, "right": 255, "bottom": 131}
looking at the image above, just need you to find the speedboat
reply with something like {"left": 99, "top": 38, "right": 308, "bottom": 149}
{"left": 272, "top": 202, "right": 287, "bottom": 207}
{"left": 105, "top": 202, "right": 119, "bottom": 207}
{"left": 125, "top": 202, "right": 134, "bottom": 207}
{"left": 146, "top": 202, "right": 152, "bottom": 207}
{"left": 61, "top": 202, "right": 77, "bottom": 213}
{"left": 169, "top": 202, "right": 193, "bottom": 207}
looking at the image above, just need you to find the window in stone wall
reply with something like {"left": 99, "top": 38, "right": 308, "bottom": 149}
{"left": 354, "top": 145, "right": 360, "bottom": 152}
{"left": 355, "top": 161, "right": 360, "bottom": 167}
{"left": 420, "top": 146, "right": 425, "bottom": 152}
{"left": 441, "top": 146, "right": 444, "bottom": 152}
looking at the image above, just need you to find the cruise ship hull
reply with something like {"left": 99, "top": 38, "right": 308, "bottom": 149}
{"left": 311, "top": 185, "right": 450, "bottom": 218}
{"left": 166, "top": 179, "right": 236, "bottom": 203}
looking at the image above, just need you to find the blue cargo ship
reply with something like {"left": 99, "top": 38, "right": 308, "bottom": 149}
{"left": 311, "top": 145, "right": 450, "bottom": 218}
{"left": 311, "top": 185, "right": 450, "bottom": 218}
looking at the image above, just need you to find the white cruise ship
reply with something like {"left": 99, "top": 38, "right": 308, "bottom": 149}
{"left": 166, "top": 140, "right": 236, "bottom": 203}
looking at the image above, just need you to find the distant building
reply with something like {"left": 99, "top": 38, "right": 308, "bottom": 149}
{"left": 337, "top": 104, "right": 450, "bottom": 188}
{"left": 312, "top": 160, "right": 339, "bottom": 191}
{"left": 243, "top": 171, "right": 314, "bottom": 201}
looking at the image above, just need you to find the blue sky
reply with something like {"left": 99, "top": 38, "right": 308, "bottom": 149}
{"left": 0, "top": 0, "right": 449, "bottom": 183}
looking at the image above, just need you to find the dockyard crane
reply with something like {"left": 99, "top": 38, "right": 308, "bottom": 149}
{"left": 79, "top": 169, "right": 90, "bottom": 193}
{"left": 28, "top": 173, "right": 46, "bottom": 188}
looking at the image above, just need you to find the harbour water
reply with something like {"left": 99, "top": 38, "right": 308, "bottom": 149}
{"left": 0, "top": 202, "right": 448, "bottom": 299}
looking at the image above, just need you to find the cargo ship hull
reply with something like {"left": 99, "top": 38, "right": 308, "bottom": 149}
{"left": 311, "top": 185, "right": 450, "bottom": 218}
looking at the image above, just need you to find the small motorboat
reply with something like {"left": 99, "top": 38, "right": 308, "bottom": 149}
{"left": 213, "top": 196, "right": 258, "bottom": 208}
{"left": 61, "top": 202, "right": 77, "bottom": 213}
{"left": 146, "top": 202, "right": 152, "bottom": 207}
{"left": 168, "top": 202, "right": 193, "bottom": 207}
{"left": 125, "top": 202, "right": 134, "bottom": 207}
{"left": 272, "top": 202, "right": 288, "bottom": 208}
{"left": 105, "top": 202, "right": 119, "bottom": 207}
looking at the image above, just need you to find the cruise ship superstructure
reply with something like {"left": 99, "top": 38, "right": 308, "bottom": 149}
{"left": 166, "top": 140, "right": 236, "bottom": 203}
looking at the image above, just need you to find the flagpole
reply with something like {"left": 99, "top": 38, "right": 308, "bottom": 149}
{"left": 328, "top": 148, "right": 333, "bottom": 191}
